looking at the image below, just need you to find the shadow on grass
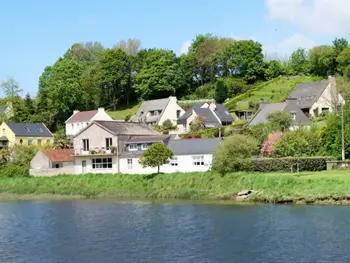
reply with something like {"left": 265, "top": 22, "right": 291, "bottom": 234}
{"left": 143, "top": 173, "right": 164, "bottom": 180}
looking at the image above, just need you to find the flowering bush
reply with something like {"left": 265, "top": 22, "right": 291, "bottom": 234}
{"left": 260, "top": 132, "right": 282, "bottom": 156}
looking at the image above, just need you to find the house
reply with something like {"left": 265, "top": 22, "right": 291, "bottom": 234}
{"left": 247, "top": 98, "right": 310, "bottom": 127}
{"left": 0, "top": 102, "right": 14, "bottom": 119}
{"left": 0, "top": 122, "right": 53, "bottom": 148}
{"left": 130, "top": 96, "right": 185, "bottom": 126}
{"left": 30, "top": 149, "right": 74, "bottom": 176}
{"left": 73, "top": 120, "right": 159, "bottom": 174}
{"left": 289, "top": 76, "right": 345, "bottom": 117}
{"left": 177, "top": 102, "right": 234, "bottom": 133}
{"left": 65, "top": 108, "right": 112, "bottom": 138}
{"left": 119, "top": 137, "right": 221, "bottom": 174}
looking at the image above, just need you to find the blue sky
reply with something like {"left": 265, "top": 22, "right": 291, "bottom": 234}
{"left": 0, "top": 0, "right": 348, "bottom": 96}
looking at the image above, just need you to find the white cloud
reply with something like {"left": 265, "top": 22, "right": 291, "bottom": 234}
{"left": 179, "top": 40, "right": 191, "bottom": 55}
{"left": 263, "top": 33, "right": 316, "bottom": 59}
{"left": 266, "top": 0, "right": 350, "bottom": 35}
{"left": 230, "top": 35, "right": 256, "bottom": 41}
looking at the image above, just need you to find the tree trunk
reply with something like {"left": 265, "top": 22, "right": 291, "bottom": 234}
{"left": 157, "top": 165, "right": 160, "bottom": 174}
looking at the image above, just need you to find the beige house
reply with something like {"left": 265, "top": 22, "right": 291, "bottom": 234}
{"left": 289, "top": 76, "right": 345, "bottom": 118}
{"left": 131, "top": 96, "right": 185, "bottom": 126}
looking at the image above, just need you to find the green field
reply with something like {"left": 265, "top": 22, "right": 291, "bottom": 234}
{"left": 1, "top": 171, "right": 350, "bottom": 204}
{"left": 107, "top": 103, "right": 140, "bottom": 120}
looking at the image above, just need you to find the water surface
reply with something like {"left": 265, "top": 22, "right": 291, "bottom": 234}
{"left": 0, "top": 200, "right": 349, "bottom": 263}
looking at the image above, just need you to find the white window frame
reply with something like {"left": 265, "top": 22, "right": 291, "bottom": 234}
{"left": 129, "top": 144, "right": 138, "bottom": 151}
{"left": 28, "top": 137, "right": 33, "bottom": 145}
{"left": 170, "top": 157, "right": 178, "bottom": 166}
{"left": 37, "top": 138, "right": 42, "bottom": 145}
{"left": 106, "top": 137, "right": 112, "bottom": 150}
{"left": 92, "top": 158, "right": 113, "bottom": 169}
{"left": 192, "top": 156, "right": 204, "bottom": 166}
{"left": 127, "top": 159, "right": 133, "bottom": 169}
{"left": 290, "top": 111, "right": 296, "bottom": 120}
{"left": 141, "top": 143, "right": 149, "bottom": 150}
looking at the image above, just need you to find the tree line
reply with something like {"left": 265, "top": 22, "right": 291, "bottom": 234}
{"left": 1, "top": 35, "right": 350, "bottom": 131}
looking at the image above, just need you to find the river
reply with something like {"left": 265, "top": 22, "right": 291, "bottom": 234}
{"left": 0, "top": 200, "right": 349, "bottom": 263}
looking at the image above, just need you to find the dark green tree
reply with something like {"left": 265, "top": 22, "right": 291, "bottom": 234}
{"left": 214, "top": 78, "right": 227, "bottom": 103}
{"left": 308, "top": 45, "right": 336, "bottom": 76}
{"left": 139, "top": 142, "right": 173, "bottom": 173}
{"left": 289, "top": 48, "right": 309, "bottom": 75}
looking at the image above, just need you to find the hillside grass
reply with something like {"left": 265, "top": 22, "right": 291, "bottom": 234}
{"left": 2, "top": 171, "right": 350, "bottom": 204}
{"left": 226, "top": 76, "right": 321, "bottom": 111}
{"left": 107, "top": 103, "right": 140, "bottom": 120}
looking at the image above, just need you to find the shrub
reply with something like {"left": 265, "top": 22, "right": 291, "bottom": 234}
{"left": 260, "top": 132, "right": 283, "bottom": 156}
{"left": 212, "top": 134, "right": 258, "bottom": 174}
{"left": 11, "top": 145, "right": 39, "bottom": 166}
{"left": 250, "top": 157, "right": 333, "bottom": 172}
{"left": 267, "top": 111, "right": 293, "bottom": 131}
{"left": 124, "top": 114, "right": 132, "bottom": 121}
{"left": 0, "top": 164, "right": 30, "bottom": 177}
{"left": 190, "top": 116, "right": 204, "bottom": 132}
{"left": 162, "top": 119, "right": 176, "bottom": 131}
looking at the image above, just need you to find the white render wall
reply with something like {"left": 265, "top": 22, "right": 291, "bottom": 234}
{"left": 158, "top": 97, "right": 185, "bottom": 125}
{"left": 119, "top": 154, "right": 213, "bottom": 174}
{"left": 74, "top": 156, "right": 119, "bottom": 174}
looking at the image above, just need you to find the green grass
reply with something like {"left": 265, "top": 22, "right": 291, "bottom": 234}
{"left": 2, "top": 171, "right": 350, "bottom": 204}
{"left": 107, "top": 103, "right": 140, "bottom": 120}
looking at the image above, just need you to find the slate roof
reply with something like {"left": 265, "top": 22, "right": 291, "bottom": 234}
{"left": 131, "top": 97, "right": 170, "bottom": 122}
{"left": 65, "top": 110, "right": 98, "bottom": 123}
{"left": 289, "top": 80, "right": 329, "bottom": 109}
{"left": 247, "top": 103, "right": 287, "bottom": 126}
{"left": 7, "top": 123, "right": 53, "bottom": 137}
{"left": 42, "top": 149, "right": 74, "bottom": 162}
{"left": 95, "top": 121, "right": 159, "bottom": 136}
{"left": 214, "top": 104, "right": 234, "bottom": 122}
{"left": 168, "top": 138, "right": 221, "bottom": 155}
{"left": 178, "top": 103, "right": 204, "bottom": 121}
{"left": 127, "top": 135, "right": 171, "bottom": 143}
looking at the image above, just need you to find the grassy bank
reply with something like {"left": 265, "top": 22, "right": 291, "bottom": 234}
{"left": 1, "top": 171, "right": 350, "bottom": 204}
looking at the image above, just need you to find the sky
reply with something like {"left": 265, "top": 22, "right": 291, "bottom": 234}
{"left": 0, "top": 0, "right": 349, "bottom": 96}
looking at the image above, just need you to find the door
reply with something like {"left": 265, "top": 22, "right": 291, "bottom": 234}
{"left": 82, "top": 160, "right": 86, "bottom": 173}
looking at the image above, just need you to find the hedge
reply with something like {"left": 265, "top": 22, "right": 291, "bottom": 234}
{"left": 250, "top": 157, "right": 334, "bottom": 172}
{"left": 0, "top": 164, "right": 30, "bottom": 177}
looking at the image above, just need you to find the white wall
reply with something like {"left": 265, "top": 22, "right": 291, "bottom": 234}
{"left": 30, "top": 150, "right": 50, "bottom": 169}
{"left": 158, "top": 97, "right": 185, "bottom": 125}
{"left": 177, "top": 110, "right": 197, "bottom": 133}
{"left": 74, "top": 156, "right": 119, "bottom": 174}
{"left": 119, "top": 154, "right": 213, "bottom": 174}
{"left": 30, "top": 167, "right": 75, "bottom": 176}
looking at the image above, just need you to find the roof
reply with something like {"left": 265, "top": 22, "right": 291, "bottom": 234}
{"left": 178, "top": 103, "right": 203, "bottom": 121}
{"left": 131, "top": 98, "right": 170, "bottom": 122}
{"left": 0, "top": 106, "right": 6, "bottom": 113}
{"left": 289, "top": 80, "right": 329, "bottom": 109}
{"left": 126, "top": 135, "right": 171, "bottom": 143}
{"left": 194, "top": 108, "right": 222, "bottom": 127}
{"left": 7, "top": 123, "right": 53, "bottom": 137}
{"left": 214, "top": 104, "right": 234, "bottom": 122}
{"left": 42, "top": 149, "right": 74, "bottom": 162}
{"left": 168, "top": 138, "right": 221, "bottom": 155}
{"left": 247, "top": 103, "right": 287, "bottom": 126}
{"left": 95, "top": 121, "right": 159, "bottom": 136}
{"left": 66, "top": 110, "right": 98, "bottom": 123}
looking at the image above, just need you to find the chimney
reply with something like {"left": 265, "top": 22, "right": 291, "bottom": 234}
{"left": 258, "top": 102, "right": 269, "bottom": 110}
{"left": 73, "top": 110, "right": 79, "bottom": 115}
{"left": 98, "top": 107, "right": 105, "bottom": 113}
{"left": 285, "top": 97, "right": 297, "bottom": 106}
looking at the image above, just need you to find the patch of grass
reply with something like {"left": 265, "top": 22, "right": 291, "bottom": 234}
{"left": 1, "top": 171, "right": 350, "bottom": 203}
{"left": 107, "top": 103, "right": 140, "bottom": 120}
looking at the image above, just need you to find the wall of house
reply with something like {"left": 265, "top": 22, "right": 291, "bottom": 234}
{"left": 119, "top": 154, "right": 213, "bottom": 174}
{"left": 74, "top": 155, "right": 119, "bottom": 174}
{"left": 30, "top": 150, "right": 50, "bottom": 169}
{"left": 91, "top": 109, "right": 113, "bottom": 122}
{"left": 30, "top": 166, "right": 75, "bottom": 176}
{"left": 0, "top": 122, "right": 15, "bottom": 146}
{"left": 15, "top": 136, "right": 53, "bottom": 146}
{"left": 158, "top": 97, "right": 185, "bottom": 126}
{"left": 177, "top": 111, "right": 198, "bottom": 133}
{"left": 73, "top": 123, "right": 117, "bottom": 154}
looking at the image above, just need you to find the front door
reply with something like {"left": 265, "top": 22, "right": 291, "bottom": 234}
{"left": 82, "top": 160, "right": 86, "bottom": 173}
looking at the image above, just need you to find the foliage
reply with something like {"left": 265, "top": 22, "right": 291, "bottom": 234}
{"left": 267, "top": 111, "right": 293, "bottom": 132}
{"left": 162, "top": 119, "right": 176, "bottom": 131}
{"left": 214, "top": 78, "right": 227, "bottom": 103}
{"left": 212, "top": 134, "right": 258, "bottom": 174}
{"left": 250, "top": 157, "right": 333, "bottom": 172}
{"left": 114, "top": 38, "right": 141, "bottom": 56}
{"left": 264, "top": 60, "right": 284, "bottom": 80}
{"left": 190, "top": 116, "right": 205, "bottom": 132}
{"left": 224, "top": 77, "right": 248, "bottom": 98}
{"left": 195, "top": 83, "right": 215, "bottom": 99}
{"left": 139, "top": 142, "right": 173, "bottom": 173}
{"left": 289, "top": 48, "right": 309, "bottom": 75}
{"left": 336, "top": 47, "right": 350, "bottom": 75}
{"left": 0, "top": 164, "right": 30, "bottom": 177}
{"left": 11, "top": 145, "right": 39, "bottom": 166}
{"left": 260, "top": 132, "right": 283, "bottom": 156}
{"left": 247, "top": 122, "right": 272, "bottom": 148}
{"left": 0, "top": 77, "right": 23, "bottom": 98}
{"left": 308, "top": 45, "right": 336, "bottom": 76}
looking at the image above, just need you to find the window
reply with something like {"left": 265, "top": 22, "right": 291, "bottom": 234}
{"left": 2, "top": 128, "right": 5, "bottom": 136}
{"left": 290, "top": 111, "right": 296, "bottom": 120}
{"left": 127, "top": 159, "right": 133, "bottom": 169}
{"left": 28, "top": 138, "right": 33, "bottom": 145}
{"left": 176, "top": 110, "right": 181, "bottom": 118}
{"left": 47, "top": 139, "right": 51, "bottom": 144}
{"left": 19, "top": 139, "right": 23, "bottom": 144}
{"left": 37, "top": 139, "right": 42, "bottom": 145}
{"left": 25, "top": 127, "right": 30, "bottom": 132}
{"left": 142, "top": 143, "right": 149, "bottom": 150}
{"left": 72, "top": 124, "right": 74, "bottom": 129}
{"left": 170, "top": 157, "right": 178, "bottom": 166}
{"left": 82, "top": 139, "right": 89, "bottom": 151}
{"left": 129, "top": 144, "right": 137, "bottom": 151}
{"left": 192, "top": 156, "right": 204, "bottom": 166}
{"left": 105, "top": 138, "right": 112, "bottom": 150}
{"left": 92, "top": 158, "right": 112, "bottom": 169}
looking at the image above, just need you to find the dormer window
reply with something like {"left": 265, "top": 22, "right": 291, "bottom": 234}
{"left": 25, "top": 127, "right": 30, "bottom": 132}
{"left": 128, "top": 144, "right": 137, "bottom": 151}
{"left": 290, "top": 111, "right": 296, "bottom": 120}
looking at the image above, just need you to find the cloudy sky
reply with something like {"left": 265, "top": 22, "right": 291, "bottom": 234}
{"left": 0, "top": 0, "right": 348, "bottom": 94}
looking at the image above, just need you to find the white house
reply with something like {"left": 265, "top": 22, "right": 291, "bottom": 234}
{"left": 65, "top": 108, "right": 113, "bottom": 138}
{"left": 130, "top": 96, "right": 185, "bottom": 126}
{"left": 30, "top": 149, "right": 75, "bottom": 176}
{"left": 119, "top": 137, "right": 221, "bottom": 174}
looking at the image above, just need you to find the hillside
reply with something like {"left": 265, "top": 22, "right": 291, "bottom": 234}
{"left": 225, "top": 76, "right": 321, "bottom": 111}
{"left": 107, "top": 103, "right": 140, "bottom": 120}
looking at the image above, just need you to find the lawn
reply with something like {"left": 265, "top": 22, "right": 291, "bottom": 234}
{"left": 107, "top": 103, "right": 140, "bottom": 120}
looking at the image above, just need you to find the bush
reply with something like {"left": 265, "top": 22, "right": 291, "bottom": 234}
{"left": 11, "top": 145, "right": 39, "bottom": 166}
{"left": 162, "top": 119, "right": 176, "bottom": 131}
{"left": 250, "top": 157, "right": 333, "bottom": 172}
{"left": 212, "top": 134, "right": 258, "bottom": 174}
{"left": 0, "top": 164, "right": 30, "bottom": 177}
{"left": 267, "top": 111, "right": 293, "bottom": 131}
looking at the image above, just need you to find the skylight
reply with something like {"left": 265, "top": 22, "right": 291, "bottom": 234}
{"left": 24, "top": 127, "right": 30, "bottom": 132}
{"left": 38, "top": 128, "right": 44, "bottom": 132}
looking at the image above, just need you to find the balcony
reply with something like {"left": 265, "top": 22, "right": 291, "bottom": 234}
{"left": 75, "top": 146, "right": 117, "bottom": 156}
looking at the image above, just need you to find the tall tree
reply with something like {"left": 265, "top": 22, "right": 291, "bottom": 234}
{"left": 0, "top": 77, "right": 22, "bottom": 99}
{"left": 114, "top": 38, "right": 141, "bottom": 56}
{"left": 24, "top": 93, "right": 35, "bottom": 121}
{"left": 214, "top": 78, "right": 227, "bottom": 103}
{"left": 289, "top": 48, "right": 309, "bottom": 75}
{"left": 333, "top": 38, "right": 348, "bottom": 56}
{"left": 336, "top": 46, "right": 350, "bottom": 75}
{"left": 308, "top": 45, "right": 336, "bottom": 76}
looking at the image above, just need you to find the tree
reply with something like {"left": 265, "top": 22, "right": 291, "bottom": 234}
{"left": 214, "top": 78, "right": 227, "bottom": 103}
{"left": 308, "top": 45, "right": 336, "bottom": 76}
{"left": 138, "top": 142, "right": 173, "bottom": 173}
{"left": 190, "top": 116, "right": 204, "bottom": 132}
{"left": 267, "top": 111, "right": 293, "bottom": 132}
{"left": 24, "top": 93, "right": 35, "bottom": 121}
{"left": 114, "top": 38, "right": 141, "bottom": 56}
{"left": 264, "top": 60, "right": 284, "bottom": 80}
{"left": 333, "top": 38, "right": 348, "bottom": 56}
{"left": 0, "top": 77, "right": 22, "bottom": 99}
{"left": 224, "top": 77, "right": 247, "bottom": 98}
{"left": 162, "top": 119, "right": 176, "bottom": 131}
{"left": 212, "top": 134, "right": 258, "bottom": 174}
{"left": 226, "top": 40, "right": 264, "bottom": 82}
{"left": 336, "top": 46, "right": 350, "bottom": 75}
{"left": 289, "top": 48, "right": 309, "bottom": 75}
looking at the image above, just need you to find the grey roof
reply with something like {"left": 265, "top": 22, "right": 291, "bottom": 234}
{"left": 95, "top": 121, "right": 159, "bottom": 135}
{"left": 126, "top": 135, "right": 171, "bottom": 144}
{"left": 194, "top": 108, "right": 222, "bottom": 126}
{"left": 214, "top": 104, "right": 234, "bottom": 122}
{"left": 119, "top": 151, "right": 144, "bottom": 158}
{"left": 178, "top": 103, "right": 205, "bottom": 121}
{"left": 7, "top": 123, "right": 53, "bottom": 137}
{"left": 289, "top": 80, "right": 329, "bottom": 109}
{"left": 131, "top": 98, "right": 170, "bottom": 122}
{"left": 0, "top": 106, "right": 6, "bottom": 113}
{"left": 168, "top": 138, "right": 221, "bottom": 155}
{"left": 247, "top": 103, "right": 287, "bottom": 126}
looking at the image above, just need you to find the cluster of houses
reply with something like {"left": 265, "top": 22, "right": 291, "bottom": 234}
{"left": 27, "top": 76, "right": 343, "bottom": 176}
